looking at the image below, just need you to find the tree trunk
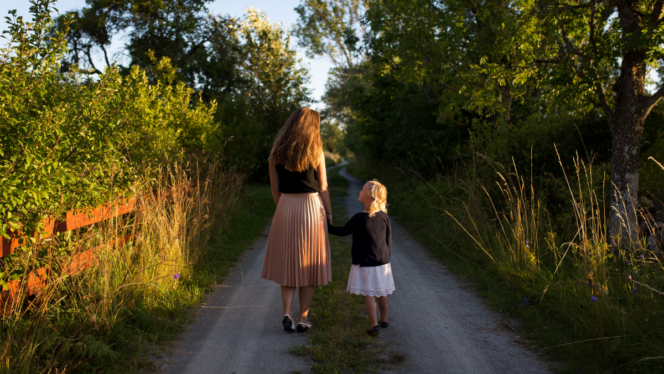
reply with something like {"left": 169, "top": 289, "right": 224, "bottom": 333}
{"left": 608, "top": 1, "right": 655, "bottom": 248}
{"left": 608, "top": 109, "right": 645, "bottom": 248}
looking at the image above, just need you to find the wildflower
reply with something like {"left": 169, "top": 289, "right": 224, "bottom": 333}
{"left": 631, "top": 287, "right": 638, "bottom": 294}
{"left": 625, "top": 259, "right": 630, "bottom": 265}
{"left": 525, "top": 240, "right": 529, "bottom": 244}
{"left": 639, "top": 254, "right": 644, "bottom": 259}
{"left": 520, "top": 297, "right": 529, "bottom": 306}
{"left": 627, "top": 274, "right": 632, "bottom": 280}
{"left": 590, "top": 296, "right": 598, "bottom": 302}
{"left": 173, "top": 273, "right": 181, "bottom": 280}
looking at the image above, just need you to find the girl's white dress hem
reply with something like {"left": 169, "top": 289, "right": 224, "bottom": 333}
{"left": 346, "top": 263, "right": 395, "bottom": 297}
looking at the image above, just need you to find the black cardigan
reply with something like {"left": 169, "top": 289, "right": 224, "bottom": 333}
{"left": 328, "top": 211, "right": 392, "bottom": 267}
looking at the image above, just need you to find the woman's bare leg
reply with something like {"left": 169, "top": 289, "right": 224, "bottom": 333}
{"left": 377, "top": 296, "right": 388, "bottom": 322}
{"left": 281, "top": 286, "right": 295, "bottom": 316}
{"left": 365, "top": 296, "right": 378, "bottom": 327}
{"left": 297, "top": 286, "right": 315, "bottom": 324}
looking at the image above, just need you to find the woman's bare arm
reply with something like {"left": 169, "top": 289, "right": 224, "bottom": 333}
{"left": 316, "top": 152, "right": 333, "bottom": 222}
{"left": 269, "top": 159, "right": 281, "bottom": 206}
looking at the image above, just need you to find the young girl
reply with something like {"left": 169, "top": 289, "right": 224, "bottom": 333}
{"left": 328, "top": 180, "right": 394, "bottom": 336}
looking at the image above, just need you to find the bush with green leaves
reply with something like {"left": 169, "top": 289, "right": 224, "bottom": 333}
{"left": 0, "top": 0, "right": 219, "bottom": 239}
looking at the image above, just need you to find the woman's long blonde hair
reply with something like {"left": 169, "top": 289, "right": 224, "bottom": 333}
{"left": 269, "top": 108, "right": 322, "bottom": 172}
{"left": 366, "top": 180, "right": 388, "bottom": 217}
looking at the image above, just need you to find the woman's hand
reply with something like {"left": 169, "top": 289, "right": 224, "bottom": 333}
{"left": 326, "top": 213, "right": 333, "bottom": 225}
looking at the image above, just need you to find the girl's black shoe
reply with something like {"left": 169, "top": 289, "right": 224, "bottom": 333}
{"left": 366, "top": 326, "right": 379, "bottom": 336}
{"left": 380, "top": 321, "right": 389, "bottom": 329}
{"left": 282, "top": 315, "right": 294, "bottom": 332}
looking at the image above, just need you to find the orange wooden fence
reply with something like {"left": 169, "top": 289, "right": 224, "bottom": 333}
{"left": 1, "top": 197, "right": 137, "bottom": 303}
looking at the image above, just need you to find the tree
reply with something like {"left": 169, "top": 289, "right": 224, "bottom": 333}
{"left": 216, "top": 8, "right": 311, "bottom": 177}
{"left": 294, "top": 0, "right": 366, "bottom": 69}
{"left": 344, "top": 0, "right": 664, "bottom": 247}
{"left": 533, "top": 0, "right": 664, "bottom": 247}
{"left": 56, "top": 0, "right": 237, "bottom": 90}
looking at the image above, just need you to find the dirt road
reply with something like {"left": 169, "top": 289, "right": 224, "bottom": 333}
{"left": 157, "top": 165, "right": 552, "bottom": 373}
{"left": 156, "top": 228, "right": 310, "bottom": 374}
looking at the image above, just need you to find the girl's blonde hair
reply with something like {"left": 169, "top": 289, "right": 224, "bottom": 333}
{"left": 269, "top": 108, "right": 323, "bottom": 172}
{"left": 366, "top": 180, "right": 388, "bottom": 217}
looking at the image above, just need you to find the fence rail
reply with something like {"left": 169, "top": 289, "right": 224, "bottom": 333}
{"left": 1, "top": 198, "right": 137, "bottom": 257}
{"left": 0, "top": 197, "right": 139, "bottom": 308}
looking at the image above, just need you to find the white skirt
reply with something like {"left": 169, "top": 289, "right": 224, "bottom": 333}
{"left": 346, "top": 263, "right": 395, "bottom": 297}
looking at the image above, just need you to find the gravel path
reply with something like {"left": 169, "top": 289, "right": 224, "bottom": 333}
{"left": 337, "top": 167, "right": 552, "bottom": 374}
{"left": 156, "top": 227, "right": 310, "bottom": 374}
{"left": 156, "top": 164, "right": 553, "bottom": 374}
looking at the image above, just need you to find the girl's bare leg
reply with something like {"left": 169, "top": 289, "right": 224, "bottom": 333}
{"left": 364, "top": 296, "right": 378, "bottom": 327}
{"left": 281, "top": 286, "right": 295, "bottom": 316}
{"left": 298, "top": 286, "right": 315, "bottom": 324}
{"left": 377, "top": 296, "right": 388, "bottom": 322}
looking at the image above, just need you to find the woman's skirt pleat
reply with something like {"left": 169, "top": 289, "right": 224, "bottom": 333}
{"left": 262, "top": 193, "right": 331, "bottom": 287}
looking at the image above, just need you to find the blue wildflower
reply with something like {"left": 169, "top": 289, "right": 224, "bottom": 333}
{"left": 590, "top": 296, "right": 598, "bottom": 302}
{"left": 173, "top": 273, "right": 181, "bottom": 280}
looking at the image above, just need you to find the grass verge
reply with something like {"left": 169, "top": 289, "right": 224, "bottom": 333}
{"left": 136, "top": 184, "right": 276, "bottom": 370}
{"left": 290, "top": 167, "right": 387, "bottom": 373}
{"left": 0, "top": 163, "right": 275, "bottom": 374}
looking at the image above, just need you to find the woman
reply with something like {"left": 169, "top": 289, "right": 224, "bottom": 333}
{"left": 261, "top": 107, "right": 333, "bottom": 333}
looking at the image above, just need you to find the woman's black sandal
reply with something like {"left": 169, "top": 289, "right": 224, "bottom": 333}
{"left": 380, "top": 321, "right": 389, "bottom": 329}
{"left": 283, "top": 315, "right": 295, "bottom": 332}
{"left": 297, "top": 322, "right": 312, "bottom": 333}
{"left": 366, "top": 326, "right": 379, "bottom": 336}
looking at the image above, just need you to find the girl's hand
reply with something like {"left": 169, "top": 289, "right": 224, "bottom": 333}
{"left": 326, "top": 213, "right": 333, "bottom": 224}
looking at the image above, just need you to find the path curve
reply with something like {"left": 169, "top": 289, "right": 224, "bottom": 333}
{"left": 338, "top": 167, "right": 552, "bottom": 374}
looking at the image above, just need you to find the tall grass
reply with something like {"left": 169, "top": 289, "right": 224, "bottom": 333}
{"left": 351, "top": 155, "right": 664, "bottom": 373}
{"left": 0, "top": 161, "right": 243, "bottom": 373}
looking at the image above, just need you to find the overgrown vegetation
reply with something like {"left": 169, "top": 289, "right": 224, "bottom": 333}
{"left": 350, "top": 155, "right": 664, "bottom": 373}
{"left": 0, "top": 1, "right": 294, "bottom": 371}
{"left": 291, "top": 1, "right": 664, "bottom": 371}
{"left": 1, "top": 164, "right": 278, "bottom": 373}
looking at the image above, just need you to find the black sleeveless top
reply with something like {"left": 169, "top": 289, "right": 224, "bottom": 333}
{"left": 276, "top": 164, "right": 320, "bottom": 193}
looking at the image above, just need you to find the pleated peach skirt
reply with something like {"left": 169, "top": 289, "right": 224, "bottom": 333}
{"left": 261, "top": 193, "right": 332, "bottom": 287}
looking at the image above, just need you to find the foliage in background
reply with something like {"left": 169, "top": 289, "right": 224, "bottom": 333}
{"left": 294, "top": 0, "right": 365, "bottom": 70}
{"left": 55, "top": 0, "right": 311, "bottom": 178}
{"left": 218, "top": 8, "right": 311, "bottom": 178}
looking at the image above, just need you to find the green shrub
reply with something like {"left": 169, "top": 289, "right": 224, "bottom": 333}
{"left": 0, "top": 1, "right": 219, "bottom": 238}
